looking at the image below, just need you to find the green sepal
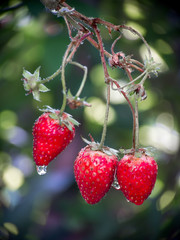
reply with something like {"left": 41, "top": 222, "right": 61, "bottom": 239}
{"left": 49, "top": 113, "right": 59, "bottom": 120}
{"left": 39, "top": 84, "right": 50, "bottom": 92}
{"left": 32, "top": 90, "right": 40, "bottom": 101}
{"left": 68, "top": 116, "right": 80, "bottom": 127}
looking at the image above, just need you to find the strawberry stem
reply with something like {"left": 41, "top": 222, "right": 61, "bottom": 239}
{"left": 134, "top": 93, "right": 139, "bottom": 151}
{"left": 59, "top": 42, "right": 73, "bottom": 115}
{"left": 99, "top": 84, "right": 110, "bottom": 149}
{"left": 69, "top": 61, "right": 88, "bottom": 98}
{"left": 41, "top": 67, "right": 62, "bottom": 84}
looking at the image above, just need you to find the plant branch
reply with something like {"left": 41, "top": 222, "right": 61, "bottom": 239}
{"left": 93, "top": 24, "right": 109, "bottom": 82}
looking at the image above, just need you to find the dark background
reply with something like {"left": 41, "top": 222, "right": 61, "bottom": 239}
{"left": 0, "top": 0, "right": 180, "bottom": 239}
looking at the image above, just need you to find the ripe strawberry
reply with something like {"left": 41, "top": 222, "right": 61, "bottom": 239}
{"left": 33, "top": 111, "right": 76, "bottom": 169}
{"left": 74, "top": 145, "right": 118, "bottom": 204}
{"left": 116, "top": 154, "right": 158, "bottom": 205}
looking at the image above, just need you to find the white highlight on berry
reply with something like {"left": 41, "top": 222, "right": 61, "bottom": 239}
{"left": 36, "top": 165, "right": 47, "bottom": 175}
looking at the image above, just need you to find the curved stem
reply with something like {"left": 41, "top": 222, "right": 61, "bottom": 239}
{"left": 69, "top": 61, "right": 88, "bottom": 97}
{"left": 99, "top": 84, "right": 110, "bottom": 149}
{"left": 41, "top": 67, "right": 62, "bottom": 84}
{"left": 59, "top": 42, "right": 73, "bottom": 115}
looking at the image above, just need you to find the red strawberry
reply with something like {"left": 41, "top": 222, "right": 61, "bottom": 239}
{"left": 33, "top": 111, "right": 76, "bottom": 174}
{"left": 117, "top": 154, "right": 158, "bottom": 205}
{"left": 74, "top": 145, "right": 118, "bottom": 204}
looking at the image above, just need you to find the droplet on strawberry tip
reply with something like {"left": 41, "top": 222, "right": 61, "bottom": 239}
{"left": 36, "top": 165, "right": 47, "bottom": 175}
{"left": 112, "top": 177, "right": 121, "bottom": 190}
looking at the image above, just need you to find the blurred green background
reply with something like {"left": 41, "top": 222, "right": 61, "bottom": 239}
{"left": 0, "top": 0, "right": 180, "bottom": 239}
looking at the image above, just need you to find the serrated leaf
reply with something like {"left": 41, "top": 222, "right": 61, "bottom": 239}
{"left": 39, "top": 84, "right": 50, "bottom": 92}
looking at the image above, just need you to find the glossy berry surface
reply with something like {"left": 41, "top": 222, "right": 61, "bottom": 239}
{"left": 117, "top": 154, "right": 158, "bottom": 205}
{"left": 33, "top": 112, "right": 75, "bottom": 166}
{"left": 74, "top": 146, "right": 118, "bottom": 204}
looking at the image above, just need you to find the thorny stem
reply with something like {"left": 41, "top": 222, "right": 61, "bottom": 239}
{"left": 99, "top": 84, "right": 111, "bottom": 150}
{"left": 69, "top": 61, "right": 88, "bottom": 97}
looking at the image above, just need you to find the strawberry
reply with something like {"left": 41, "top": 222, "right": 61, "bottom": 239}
{"left": 33, "top": 111, "right": 76, "bottom": 173}
{"left": 116, "top": 154, "right": 158, "bottom": 205}
{"left": 74, "top": 145, "right": 118, "bottom": 204}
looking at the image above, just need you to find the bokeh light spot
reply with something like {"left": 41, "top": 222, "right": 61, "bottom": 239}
{"left": 0, "top": 110, "right": 17, "bottom": 130}
{"left": 4, "top": 222, "right": 19, "bottom": 235}
{"left": 157, "top": 190, "right": 176, "bottom": 210}
{"left": 2, "top": 166, "right": 24, "bottom": 191}
{"left": 84, "top": 97, "right": 116, "bottom": 126}
{"left": 123, "top": 0, "right": 145, "bottom": 20}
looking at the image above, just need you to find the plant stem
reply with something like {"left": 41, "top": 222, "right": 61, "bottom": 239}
{"left": 121, "top": 70, "right": 147, "bottom": 89}
{"left": 41, "top": 67, "right": 62, "bottom": 84}
{"left": 59, "top": 42, "right": 73, "bottom": 115}
{"left": 93, "top": 25, "right": 109, "bottom": 82}
{"left": 134, "top": 93, "right": 139, "bottom": 151}
{"left": 99, "top": 84, "right": 110, "bottom": 150}
{"left": 69, "top": 61, "right": 88, "bottom": 97}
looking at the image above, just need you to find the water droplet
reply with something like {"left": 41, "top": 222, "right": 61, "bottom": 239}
{"left": 112, "top": 176, "right": 121, "bottom": 190}
{"left": 36, "top": 165, "right": 47, "bottom": 175}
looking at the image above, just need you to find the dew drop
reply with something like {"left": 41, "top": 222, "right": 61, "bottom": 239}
{"left": 36, "top": 165, "right": 47, "bottom": 175}
{"left": 112, "top": 176, "right": 121, "bottom": 190}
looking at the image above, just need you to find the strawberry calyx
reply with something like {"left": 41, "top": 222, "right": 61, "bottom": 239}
{"left": 39, "top": 105, "right": 80, "bottom": 131}
{"left": 81, "top": 136, "right": 119, "bottom": 157}
{"left": 119, "top": 147, "right": 152, "bottom": 158}
{"left": 67, "top": 90, "right": 91, "bottom": 109}
{"left": 22, "top": 67, "right": 50, "bottom": 101}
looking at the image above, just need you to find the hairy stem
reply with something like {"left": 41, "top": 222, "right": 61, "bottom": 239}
{"left": 59, "top": 42, "right": 73, "bottom": 115}
{"left": 99, "top": 84, "right": 111, "bottom": 149}
{"left": 134, "top": 93, "right": 139, "bottom": 151}
{"left": 93, "top": 25, "right": 109, "bottom": 82}
{"left": 41, "top": 67, "right": 62, "bottom": 84}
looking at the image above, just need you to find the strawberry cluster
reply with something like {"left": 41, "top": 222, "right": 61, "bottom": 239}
{"left": 32, "top": 111, "right": 158, "bottom": 205}
{"left": 74, "top": 143, "right": 158, "bottom": 205}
